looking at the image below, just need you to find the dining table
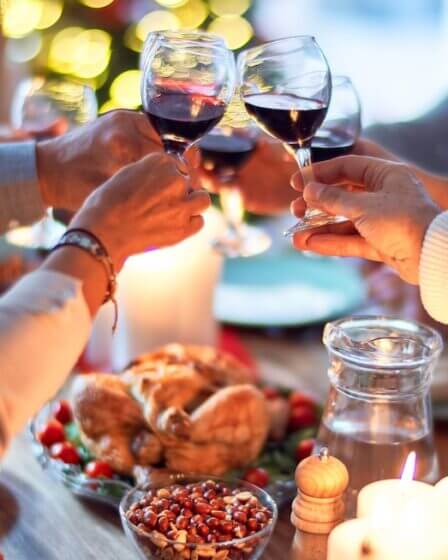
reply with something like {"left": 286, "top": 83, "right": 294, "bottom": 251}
{"left": 1, "top": 330, "right": 448, "bottom": 559}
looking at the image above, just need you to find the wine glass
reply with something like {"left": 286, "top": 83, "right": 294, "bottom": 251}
{"left": 238, "top": 36, "right": 338, "bottom": 236}
{"left": 8, "top": 77, "right": 97, "bottom": 249}
{"left": 141, "top": 30, "right": 236, "bottom": 180}
{"left": 198, "top": 96, "right": 271, "bottom": 258}
{"left": 312, "top": 75, "right": 361, "bottom": 163}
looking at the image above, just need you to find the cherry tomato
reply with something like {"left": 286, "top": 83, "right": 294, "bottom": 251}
{"left": 295, "top": 438, "right": 315, "bottom": 463}
{"left": 50, "top": 442, "right": 81, "bottom": 465}
{"left": 288, "top": 404, "right": 317, "bottom": 431}
{"left": 53, "top": 400, "right": 72, "bottom": 424}
{"left": 38, "top": 420, "right": 65, "bottom": 447}
{"left": 85, "top": 461, "right": 114, "bottom": 479}
{"left": 262, "top": 387, "right": 280, "bottom": 400}
{"left": 243, "top": 467, "right": 270, "bottom": 488}
{"left": 288, "top": 391, "right": 316, "bottom": 408}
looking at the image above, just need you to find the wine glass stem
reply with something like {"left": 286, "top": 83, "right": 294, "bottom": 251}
{"left": 166, "top": 148, "right": 191, "bottom": 190}
{"left": 219, "top": 184, "right": 244, "bottom": 235}
{"left": 295, "top": 144, "right": 312, "bottom": 171}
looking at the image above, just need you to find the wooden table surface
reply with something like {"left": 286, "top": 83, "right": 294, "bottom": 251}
{"left": 1, "top": 332, "right": 448, "bottom": 559}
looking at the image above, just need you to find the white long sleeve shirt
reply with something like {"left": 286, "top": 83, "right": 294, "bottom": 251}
{"left": 0, "top": 142, "right": 91, "bottom": 457}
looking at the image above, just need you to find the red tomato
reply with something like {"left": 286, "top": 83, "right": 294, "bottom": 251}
{"left": 288, "top": 404, "right": 317, "bottom": 431}
{"left": 262, "top": 387, "right": 280, "bottom": 400}
{"left": 85, "top": 461, "right": 114, "bottom": 479}
{"left": 243, "top": 467, "right": 270, "bottom": 488}
{"left": 295, "top": 439, "right": 315, "bottom": 463}
{"left": 53, "top": 400, "right": 72, "bottom": 424}
{"left": 50, "top": 442, "right": 81, "bottom": 465}
{"left": 38, "top": 420, "right": 65, "bottom": 447}
{"left": 288, "top": 391, "right": 316, "bottom": 408}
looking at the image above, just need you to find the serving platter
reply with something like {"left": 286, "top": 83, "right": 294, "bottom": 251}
{"left": 30, "top": 387, "right": 320, "bottom": 509}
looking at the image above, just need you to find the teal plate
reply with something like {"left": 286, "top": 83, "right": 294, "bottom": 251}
{"left": 214, "top": 250, "right": 367, "bottom": 327}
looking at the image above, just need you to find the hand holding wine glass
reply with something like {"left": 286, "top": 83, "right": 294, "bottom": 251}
{"left": 141, "top": 30, "right": 236, "bottom": 183}
{"left": 238, "top": 36, "right": 338, "bottom": 235}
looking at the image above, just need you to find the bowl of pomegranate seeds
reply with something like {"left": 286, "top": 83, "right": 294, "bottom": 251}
{"left": 120, "top": 474, "right": 278, "bottom": 560}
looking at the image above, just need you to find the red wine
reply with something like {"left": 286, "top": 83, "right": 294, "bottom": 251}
{"left": 199, "top": 133, "right": 256, "bottom": 176}
{"left": 145, "top": 92, "right": 226, "bottom": 154}
{"left": 311, "top": 130, "right": 355, "bottom": 162}
{"left": 244, "top": 93, "right": 327, "bottom": 146}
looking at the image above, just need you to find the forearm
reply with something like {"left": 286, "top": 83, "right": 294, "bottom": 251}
{"left": 0, "top": 246, "right": 109, "bottom": 456}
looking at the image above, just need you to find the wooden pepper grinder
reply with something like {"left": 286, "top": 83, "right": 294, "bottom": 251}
{"left": 290, "top": 448, "right": 349, "bottom": 560}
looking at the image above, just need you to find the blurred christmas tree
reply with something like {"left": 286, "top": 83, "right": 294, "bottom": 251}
{"left": 1, "top": 0, "right": 254, "bottom": 113}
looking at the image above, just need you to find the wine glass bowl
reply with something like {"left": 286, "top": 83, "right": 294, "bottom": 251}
{"left": 11, "top": 76, "right": 97, "bottom": 137}
{"left": 238, "top": 36, "right": 340, "bottom": 236}
{"left": 312, "top": 75, "right": 361, "bottom": 163}
{"left": 141, "top": 30, "right": 236, "bottom": 170}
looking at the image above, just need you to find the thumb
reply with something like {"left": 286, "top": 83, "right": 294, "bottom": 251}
{"left": 304, "top": 182, "right": 366, "bottom": 221}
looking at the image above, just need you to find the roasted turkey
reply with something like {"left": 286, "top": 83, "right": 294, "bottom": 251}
{"left": 72, "top": 345, "right": 269, "bottom": 476}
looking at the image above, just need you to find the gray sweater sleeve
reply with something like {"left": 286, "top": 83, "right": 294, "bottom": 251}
{"left": 0, "top": 142, "right": 46, "bottom": 233}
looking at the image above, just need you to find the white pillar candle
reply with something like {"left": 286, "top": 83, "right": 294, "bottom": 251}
{"left": 327, "top": 519, "right": 372, "bottom": 560}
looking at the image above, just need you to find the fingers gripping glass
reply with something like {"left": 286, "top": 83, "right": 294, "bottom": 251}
{"left": 141, "top": 30, "right": 236, "bottom": 183}
{"left": 238, "top": 36, "right": 341, "bottom": 236}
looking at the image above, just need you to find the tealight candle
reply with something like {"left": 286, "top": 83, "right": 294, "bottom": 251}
{"left": 327, "top": 518, "right": 371, "bottom": 560}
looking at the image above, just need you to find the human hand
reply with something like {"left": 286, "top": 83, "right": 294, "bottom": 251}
{"left": 70, "top": 153, "right": 210, "bottom": 270}
{"left": 291, "top": 156, "right": 440, "bottom": 284}
{"left": 198, "top": 135, "right": 297, "bottom": 215}
{"left": 36, "top": 110, "right": 161, "bottom": 212}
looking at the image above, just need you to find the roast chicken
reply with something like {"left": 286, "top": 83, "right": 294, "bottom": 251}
{"left": 73, "top": 345, "right": 270, "bottom": 476}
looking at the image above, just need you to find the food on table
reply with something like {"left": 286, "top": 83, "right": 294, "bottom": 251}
{"left": 50, "top": 441, "right": 81, "bottom": 464}
{"left": 53, "top": 399, "right": 72, "bottom": 424}
{"left": 84, "top": 460, "right": 114, "bottom": 479}
{"left": 265, "top": 394, "right": 290, "bottom": 441}
{"left": 295, "top": 438, "right": 315, "bottom": 462}
{"left": 288, "top": 403, "right": 317, "bottom": 431}
{"left": 38, "top": 419, "right": 66, "bottom": 447}
{"left": 125, "top": 479, "right": 274, "bottom": 560}
{"left": 73, "top": 345, "right": 269, "bottom": 477}
{"left": 243, "top": 467, "right": 270, "bottom": 489}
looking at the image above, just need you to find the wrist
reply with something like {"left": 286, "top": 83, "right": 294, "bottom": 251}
{"left": 36, "top": 139, "right": 59, "bottom": 208}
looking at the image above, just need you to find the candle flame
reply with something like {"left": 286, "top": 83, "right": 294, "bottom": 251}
{"left": 400, "top": 451, "right": 416, "bottom": 482}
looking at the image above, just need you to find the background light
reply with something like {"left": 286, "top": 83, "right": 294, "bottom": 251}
{"left": 99, "top": 99, "right": 123, "bottom": 114}
{"left": 208, "top": 15, "right": 253, "bottom": 50}
{"left": 79, "top": 0, "right": 114, "bottom": 8}
{"left": 155, "top": 0, "right": 189, "bottom": 7}
{"left": 173, "top": 0, "right": 209, "bottom": 29}
{"left": 209, "top": 0, "right": 251, "bottom": 17}
{"left": 136, "top": 10, "right": 180, "bottom": 41}
{"left": 6, "top": 32, "right": 42, "bottom": 63}
{"left": 109, "top": 69, "right": 142, "bottom": 109}
{"left": 36, "top": 0, "right": 63, "bottom": 29}
{"left": 2, "top": 0, "right": 42, "bottom": 39}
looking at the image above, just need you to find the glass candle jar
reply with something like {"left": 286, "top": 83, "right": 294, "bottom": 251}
{"left": 315, "top": 316, "right": 443, "bottom": 516}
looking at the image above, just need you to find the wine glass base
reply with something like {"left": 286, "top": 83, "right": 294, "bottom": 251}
{"left": 284, "top": 214, "right": 349, "bottom": 238}
{"left": 212, "top": 224, "right": 271, "bottom": 258}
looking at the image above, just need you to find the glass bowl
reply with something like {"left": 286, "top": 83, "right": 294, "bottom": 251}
{"left": 119, "top": 474, "right": 278, "bottom": 560}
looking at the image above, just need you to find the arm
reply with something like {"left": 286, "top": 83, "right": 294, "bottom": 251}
{"left": 0, "top": 153, "right": 210, "bottom": 456}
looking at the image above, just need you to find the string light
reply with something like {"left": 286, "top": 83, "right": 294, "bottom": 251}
{"left": 79, "top": 0, "right": 114, "bottom": 8}
{"left": 173, "top": 0, "right": 209, "bottom": 29}
{"left": 2, "top": 0, "right": 42, "bottom": 39}
{"left": 208, "top": 15, "right": 253, "bottom": 50}
{"left": 109, "top": 69, "right": 142, "bottom": 109}
{"left": 136, "top": 10, "right": 180, "bottom": 41}
{"left": 209, "top": 0, "right": 251, "bottom": 17}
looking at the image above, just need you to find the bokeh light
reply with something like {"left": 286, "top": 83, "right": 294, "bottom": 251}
{"left": 109, "top": 69, "right": 142, "bottom": 109}
{"left": 136, "top": 10, "right": 180, "bottom": 42}
{"left": 209, "top": 0, "right": 251, "bottom": 17}
{"left": 2, "top": 0, "right": 42, "bottom": 39}
{"left": 79, "top": 0, "right": 114, "bottom": 8}
{"left": 6, "top": 32, "right": 42, "bottom": 63}
{"left": 48, "top": 27, "right": 112, "bottom": 79}
{"left": 155, "top": 0, "right": 188, "bottom": 7}
{"left": 208, "top": 15, "right": 253, "bottom": 50}
{"left": 36, "top": 0, "right": 63, "bottom": 29}
{"left": 99, "top": 99, "right": 123, "bottom": 114}
{"left": 173, "top": 0, "right": 209, "bottom": 29}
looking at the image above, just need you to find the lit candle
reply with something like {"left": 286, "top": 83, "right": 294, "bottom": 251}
{"left": 356, "top": 452, "right": 435, "bottom": 520}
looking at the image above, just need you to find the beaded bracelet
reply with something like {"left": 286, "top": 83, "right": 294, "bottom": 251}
{"left": 51, "top": 228, "right": 118, "bottom": 331}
